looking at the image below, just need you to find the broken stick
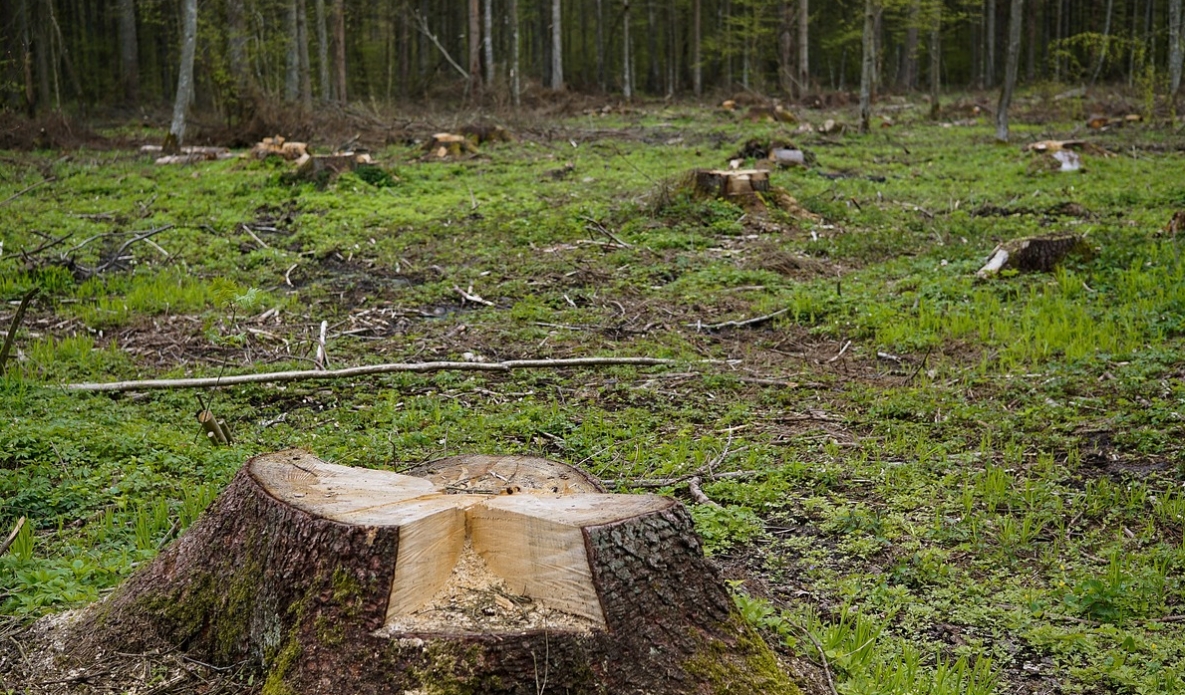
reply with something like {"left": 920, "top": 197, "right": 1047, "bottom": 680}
{"left": 0, "top": 287, "right": 38, "bottom": 376}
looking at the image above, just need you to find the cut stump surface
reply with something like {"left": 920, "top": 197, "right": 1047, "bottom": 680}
{"left": 44, "top": 449, "right": 801, "bottom": 694}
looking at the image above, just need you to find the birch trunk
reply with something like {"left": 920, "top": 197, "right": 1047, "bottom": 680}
{"left": 169, "top": 0, "right": 198, "bottom": 145}
{"left": 117, "top": 0, "right": 137, "bottom": 103}
{"left": 315, "top": 0, "right": 330, "bottom": 100}
{"left": 995, "top": 0, "right": 1024, "bottom": 142}
{"left": 550, "top": 0, "right": 563, "bottom": 89}
{"left": 859, "top": 0, "right": 876, "bottom": 133}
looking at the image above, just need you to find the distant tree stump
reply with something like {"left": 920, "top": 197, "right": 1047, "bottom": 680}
{"left": 692, "top": 169, "right": 771, "bottom": 199}
{"left": 425, "top": 133, "right": 479, "bottom": 158}
{"left": 57, "top": 450, "right": 801, "bottom": 694}
{"left": 977, "top": 233, "right": 1094, "bottom": 278}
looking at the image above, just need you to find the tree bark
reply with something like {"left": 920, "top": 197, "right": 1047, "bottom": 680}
{"left": 49, "top": 450, "right": 799, "bottom": 695}
{"left": 930, "top": 0, "right": 941, "bottom": 119}
{"left": 859, "top": 0, "right": 876, "bottom": 133}
{"left": 117, "top": 0, "right": 137, "bottom": 104}
{"left": 468, "top": 0, "right": 482, "bottom": 96}
{"left": 597, "top": 0, "right": 607, "bottom": 90}
{"left": 779, "top": 2, "right": 793, "bottom": 94}
{"left": 315, "top": 0, "right": 331, "bottom": 100}
{"left": 550, "top": 0, "right": 563, "bottom": 89}
{"left": 510, "top": 0, "right": 521, "bottom": 105}
{"left": 483, "top": 0, "right": 494, "bottom": 88}
{"left": 168, "top": 0, "right": 197, "bottom": 146}
{"left": 985, "top": 0, "right": 996, "bottom": 87}
{"left": 333, "top": 0, "right": 346, "bottom": 102}
{"left": 298, "top": 0, "right": 312, "bottom": 107}
{"left": 227, "top": 0, "right": 251, "bottom": 102}
{"left": 647, "top": 0, "right": 658, "bottom": 92}
{"left": 285, "top": 0, "right": 300, "bottom": 101}
{"left": 1170, "top": 0, "right": 1182, "bottom": 99}
{"left": 623, "top": 0, "right": 633, "bottom": 98}
{"left": 900, "top": 0, "right": 920, "bottom": 90}
{"left": 798, "top": 0, "right": 809, "bottom": 95}
{"left": 692, "top": 0, "right": 701, "bottom": 96}
{"left": 995, "top": 0, "right": 1024, "bottom": 142}
{"left": 1091, "top": 0, "right": 1113, "bottom": 84}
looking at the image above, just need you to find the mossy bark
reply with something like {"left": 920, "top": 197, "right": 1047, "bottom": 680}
{"left": 62, "top": 452, "right": 801, "bottom": 694}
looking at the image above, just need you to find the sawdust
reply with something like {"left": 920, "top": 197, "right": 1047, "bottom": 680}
{"left": 377, "top": 541, "right": 600, "bottom": 636}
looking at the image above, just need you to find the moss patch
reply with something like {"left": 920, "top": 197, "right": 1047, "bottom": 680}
{"left": 685, "top": 622, "right": 801, "bottom": 695}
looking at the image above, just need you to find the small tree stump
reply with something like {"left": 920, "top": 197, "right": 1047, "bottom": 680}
{"left": 53, "top": 450, "right": 800, "bottom": 694}
{"left": 977, "top": 233, "right": 1094, "bottom": 278}
{"left": 425, "top": 133, "right": 479, "bottom": 158}
{"left": 294, "top": 152, "right": 374, "bottom": 180}
{"left": 692, "top": 169, "right": 771, "bottom": 199}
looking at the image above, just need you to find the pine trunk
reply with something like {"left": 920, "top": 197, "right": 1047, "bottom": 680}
{"left": 298, "top": 0, "right": 312, "bottom": 107}
{"left": 510, "top": 0, "right": 521, "bottom": 105}
{"left": 1170, "top": 0, "right": 1182, "bottom": 98}
{"left": 995, "top": 0, "right": 1024, "bottom": 142}
{"left": 550, "top": 0, "right": 563, "bottom": 89}
{"left": 929, "top": 0, "right": 941, "bottom": 119}
{"left": 483, "top": 0, "right": 494, "bottom": 87}
{"left": 227, "top": 0, "right": 251, "bottom": 102}
{"left": 315, "top": 0, "right": 331, "bottom": 100}
{"left": 52, "top": 451, "right": 798, "bottom": 695}
{"left": 798, "top": 0, "right": 809, "bottom": 94}
{"left": 623, "top": 0, "right": 633, "bottom": 98}
{"left": 469, "top": 0, "right": 482, "bottom": 96}
{"left": 985, "top": 0, "right": 996, "bottom": 87}
{"left": 333, "top": 0, "right": 346, "bottom": 102}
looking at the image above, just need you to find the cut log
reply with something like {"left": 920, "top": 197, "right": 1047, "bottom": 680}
{"left": 250, "top": 135, "right": 310, "bottom": 161}
{"left": 692, "top": 169, "right": 771, "bottom": 199}
{"left": 293, "top": 151, "right": 373, "bottom": 180}
{"left": 977, "top": 233, "right": 1094, "bottom": 278}
{"left": 40, "top": 450, "right": 801, "bottom": 694}
{"left": 424, "top": 132, "right": 479, "bottom": 158}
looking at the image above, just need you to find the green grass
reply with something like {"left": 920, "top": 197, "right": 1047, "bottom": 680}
{"left": 3, "top": 95, "right": 1185, "bottom": 693}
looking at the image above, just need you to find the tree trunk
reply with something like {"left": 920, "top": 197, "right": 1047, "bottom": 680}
{"left": 168, "top": 0, "right": 197, "bottom": 146}
{"left": 647, "top": 0, "right": 658, "bottom": 92}
{"left": 285, "top": 0, "right": 300, "bottom": 101}
{"left": 779, "top": 2, "right": 793, "bottom": 94}
{"left": 1091, "top": 0, "right": 1113, "bottom": 84}
{"left": 691, "top": 0, "right": 701, "bottom": 96}
{"left": 797, "top": 0, "right": 809, "bottom": 95}
{"left": 297, "top": 0, "right": 312, "bottom": 107}
{"left": 117, "top": 0, "right": 137, "bottom": 104}
{"left": 483, "top": 0, "right": 494, "bottom": 88}
{"left": 315, "top": 0, "right": 330, "bottom": 100}
{"left": 550, "top": 0, "right": 563, "bottom": 89}
{"left": 623, "top": 0, "right": 633, "bottom": 98}
{"left": 900, "top": 0, "right": 920, "bottom": 90}
{"left": 333, "top": 0, "right": 346, "bottom": 102}
{"left": 985, "top": 0, "right": 996, "bottom": 87}
{"left": 1170, "top": 0, "right": 1182, "bottom": 99}
{"left": 930, "top": 0, "right": 941, "bottom": 119}
{"left": 47, "top": 450, "right": 798, "bottom": 695}
{"left": 468, "top": 0, "right": 482, "bottom": 96}
{"left": 597, "top": 0, "right": 607, "bottom": 90}
{"left": 996, "top": 0, "right": 1024, "bottom": 142}
{"left": 227, "top": 0, "right": 251, "bottom": 102}
{"left": 510, "top": 0, "right": 521, "bottom": 105}
{"left": 859, "top": 0, "right": 876, "bottom": 133}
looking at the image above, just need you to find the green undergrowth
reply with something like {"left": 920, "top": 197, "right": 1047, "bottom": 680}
{"left": 3, "top": 96, "right": 1185, "bottom": 693}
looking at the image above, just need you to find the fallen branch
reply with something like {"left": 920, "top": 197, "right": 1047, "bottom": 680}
{"left": 0, "top": 287, "right": 38, "bottom": 376}
{"left": 454, "top": 284, "right": 495, "bottom": 306}
{"left": 691, "top": 308, "right": 789, "bottom": 332}
{"left": 63, "top": 356, "right": 677, "bottom": 392}
{"left": 826, "top": 339, "right": 852, "bottom": 363}
{"left": 0, "top": 517, "right": 26, "bottom": 557}
{"left": 686, "top": 476, "right": 720, "bottom": 506}
{"left": 0, "top": 176, "right": 55, "bottom": 208}
{"left": 77, "top": 225, "right": 175, "bottom": 276}
{"left": 579, "top": 215, "right": 632, "bottom": 248}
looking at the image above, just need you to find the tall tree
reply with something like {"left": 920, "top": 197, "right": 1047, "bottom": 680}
{"left": 227, "top": 0, "right": 251, "bottom": 101}
{"left": 859, "top": 0, "right": 876, "bottom": 133}
{"left": 598, "top": 0, "right": 608, "bottom": 90}
{"left": 483, "top": 0, "right": 494, "bottom": 87}
{"left": 169, "top": 0, "right": 198, "bottom": 146}
{"left": 797, "top": 0, "right": 808, "bottom": 94}
{"left": 692, "top": 0, "right": 701, "bottom": 95}
{"left": 285, "top": 0, "right": 300, "bottom": 101}
{"left": 315, "top": 0, "right": 330, "bottom": 100}
{"left": 985, "top": 0, "right": 996, "bottom": 87}
{"left": 779, "top": 3, "right": 793, "bottom": 94}
{"left": 900, "top": 0, "right": 920, "bottom": 89}
{"left": 995, "top": 0, "right": 1024, "bottom": 142}
{"left": 623, "top": 0, "right": 633, "bottom": 98}
{"left": 1091, "top": 0, "right": 1114, "bottom": 84}
{"left": 333, "top": 0, "right": 346, "bottom": 102}
{"left": 297, "top": 0, "right": 312, "bottom": 107}
{"left": 469, "top": 0, "right": 482, "bottom": 95}
{"left": 510, "top": 0, "right": 521, "bottom": 105}
{"left": 117, "top": 0, "right": 137, "bottom": 104}
{"left": 1170, "top": 0, "right": 1182, "bottom": 99}
{"left": 550, "top": 0, "right": 563, "bottom": 89}
{"left": 647, "top": 0, "right": 659, "bottom": 91}
{"left": 929, "top": 0, "right": 941, "bottom": 119}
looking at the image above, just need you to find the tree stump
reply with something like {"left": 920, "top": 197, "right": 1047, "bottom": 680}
{"left": 977, "top": 233, "right": 1094, "bottom": 278}
{"left": 692, "top": 169, "right": 771, "bottom": 199}
{"left": 62, "top": 450, "right": 800, "bottom": 694}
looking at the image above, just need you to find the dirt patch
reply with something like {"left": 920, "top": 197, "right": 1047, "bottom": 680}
{"left": 287, "top": 254, "right": 418, "bottom": 308}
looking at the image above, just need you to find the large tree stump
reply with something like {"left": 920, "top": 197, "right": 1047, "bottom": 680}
{"left": 977, "top": 233, "right": 1094, "bottom": 278}
{"left": 60, "top": 450, "right": 800, "bottom": 694}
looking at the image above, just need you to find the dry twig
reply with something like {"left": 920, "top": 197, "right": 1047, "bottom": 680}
{"left": 0, "top": 517, "right": 27, "bottom": 557}
{"left": 0, "top": 287, "right": 38, "bottom": 376}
